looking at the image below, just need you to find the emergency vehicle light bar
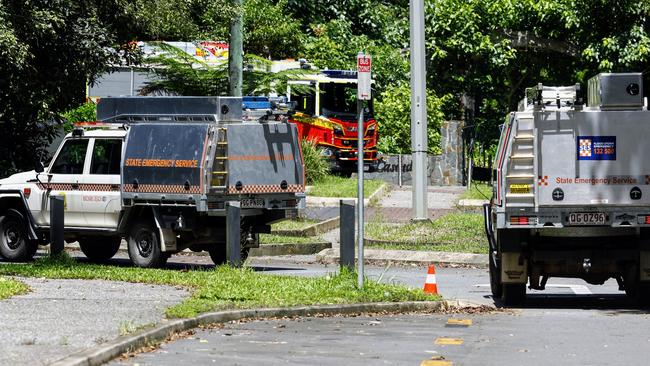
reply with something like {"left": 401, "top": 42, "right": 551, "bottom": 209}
{"left": 321, "top": 70, "right": 357, "bottom": 79}
{"left": 73, "top": 121, "right": 127, "bottom": 129}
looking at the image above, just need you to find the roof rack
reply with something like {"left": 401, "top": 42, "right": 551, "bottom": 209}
{"left": 518, "top": 83, "right": 582, "bottom": 111}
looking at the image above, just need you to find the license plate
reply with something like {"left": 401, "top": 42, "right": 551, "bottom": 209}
{"left": 241, "top": 198, "right": 264, "bottom": 208}
{"left": 568, "top": 212, "right": 607, "bottom": 225}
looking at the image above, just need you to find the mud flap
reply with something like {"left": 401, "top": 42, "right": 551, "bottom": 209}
{"left": 501, "top": 252, "right": 527, "bottom": 284}
{"left": 152, "top": 211, "right": 177, "bottom": 252}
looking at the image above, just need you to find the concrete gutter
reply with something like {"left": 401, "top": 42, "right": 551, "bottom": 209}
{"left": 306, "top": 183, "right": 389, "bottom": 207}
{"left": 50, "top": 300, "right": 487, "bottom": 366}
{"left": 316, "top": 248, "right": 488, "bottom": 268}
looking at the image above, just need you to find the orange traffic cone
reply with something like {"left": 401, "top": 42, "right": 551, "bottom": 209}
{"left": 423, "top": 265, "right": 438, "bottom": 295}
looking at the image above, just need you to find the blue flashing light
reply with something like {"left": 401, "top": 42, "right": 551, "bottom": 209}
{"left": 321, "top": 70, "right": 357, "bottom": 79}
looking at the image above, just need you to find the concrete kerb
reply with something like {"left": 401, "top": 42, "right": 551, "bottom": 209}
{"left": 316, "top": 248, "right": 488, "bottom": 268}
{"left": 273, "top": 215, "right": 341, "bottom": 237}
{"left": 50, "top": 300, "right": 465, "bottom": 366}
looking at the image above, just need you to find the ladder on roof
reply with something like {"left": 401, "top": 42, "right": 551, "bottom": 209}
{"left": 504, "top": 112, "right": 536, "bottom": 207}
{"left": 210, "top": 127, "right": 228, "bottom": 191}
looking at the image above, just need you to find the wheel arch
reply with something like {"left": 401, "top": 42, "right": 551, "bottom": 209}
{"left": 0, "top": 192, "right": 39, "bottom": 241}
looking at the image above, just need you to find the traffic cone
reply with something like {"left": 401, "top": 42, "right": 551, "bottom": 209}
{"left": 423, "top": 265, "right": 438, "bottom": 295}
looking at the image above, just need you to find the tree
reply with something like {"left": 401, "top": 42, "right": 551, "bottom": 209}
{"left": 140, "top": 43, "right": 309, "bottom": 96}
{"left": 0, "top": 0, "right": 119, "bottom": 177}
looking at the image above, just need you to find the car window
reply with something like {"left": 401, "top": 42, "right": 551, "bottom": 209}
{"left": 90, "top": 139, "right": 122, "bottom": 175}
{"left": 50, "top": 139, "right": 89, "bottom": 174}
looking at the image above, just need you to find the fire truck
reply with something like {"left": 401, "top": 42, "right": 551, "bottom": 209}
{"left": 286, "top": 70, "right": 379, "bottom": 173}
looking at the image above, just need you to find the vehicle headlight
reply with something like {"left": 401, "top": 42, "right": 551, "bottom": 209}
{"left": 333, "top": 125, "right": 343, "bottom": 135}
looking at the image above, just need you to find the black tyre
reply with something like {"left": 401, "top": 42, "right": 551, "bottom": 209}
{"left": 208, "top": 243, "right": 251, "bottom": 265}
{"left": 127, "top": 222, "right": 168, "bottom": 268}
{"left": 0, "top": 210, "right": 37, "bottom": 262}
{"left": 501, "top": 283, "right": 526, "bottom": 306}
{"left": 638, "top": 282, "right": 650, "bottom": 306}
{"left": 489, "top": 249, "right": 503, "bottom": 298}
{"left": 208, "top": 245, "right": 226, "bottom": 265}
{"left": 79, "top": 237, "right": 121, "bottom": 263}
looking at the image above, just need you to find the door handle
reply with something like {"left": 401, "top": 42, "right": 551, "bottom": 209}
{"left": 71, "top": 183, "right": 79, "bottom": 190}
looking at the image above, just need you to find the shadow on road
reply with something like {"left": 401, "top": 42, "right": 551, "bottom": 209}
{"left": 487, "top": 293, "right": 650, "bottom": 313}
{"left": 64, "top": 253, "right": 306, "bottom": 273}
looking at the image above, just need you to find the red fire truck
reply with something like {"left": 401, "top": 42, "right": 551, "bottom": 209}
{"left": 286, "top": 70, "right": 379, "bottom": 173}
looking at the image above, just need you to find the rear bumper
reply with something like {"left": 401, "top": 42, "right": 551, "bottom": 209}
{"left": 496, "top": 206, "right": 650, "bottom": 229}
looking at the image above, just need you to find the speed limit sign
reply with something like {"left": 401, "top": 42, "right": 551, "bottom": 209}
{"left": 357, "top": 52, "right": 372, "bottom": 100}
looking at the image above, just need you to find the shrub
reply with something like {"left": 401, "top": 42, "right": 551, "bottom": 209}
{"left": 62, "top": 102, "right": 97, "bottom": 132}
{"left": 300, "top": 139, "right": 329, "bottom": 184}
{"left": 375, "top": 84, "right": 450, "bottom": 155}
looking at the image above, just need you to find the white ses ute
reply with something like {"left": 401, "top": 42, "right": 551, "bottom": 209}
{"left": 0, "top": 96, "right": 306, "bottom": 268}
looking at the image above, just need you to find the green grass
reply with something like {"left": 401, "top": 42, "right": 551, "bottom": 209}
{"left": 459, "top": 183, "right": 493, "bottom": 201}
{"left": 309, "top": 175, "right": 384, "bottom": 198}
{"left": 271, "top": 218, "right": 319, "bottom": 231}
{"left": 259, "top": 233, "right": 326, "bottom": 244}
{"left": 0, "top": 277, "right": 30, "bottom": 300}
{"left": 0, "top": 254, "right": 436, "bottom": 318}
{"left": 365, "top": 212, "right": 487, "bottom": 254}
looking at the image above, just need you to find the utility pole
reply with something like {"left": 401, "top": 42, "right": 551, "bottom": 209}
{"left": 229, "top": 0, "right": 243, "bottom": 96}
{"left": 410, "top": 0, "right": 428, "bottom": 221}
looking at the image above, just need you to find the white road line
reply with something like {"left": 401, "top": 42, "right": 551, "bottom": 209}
{"left": 474, "top": 283, "right": 592, "bottom": 295}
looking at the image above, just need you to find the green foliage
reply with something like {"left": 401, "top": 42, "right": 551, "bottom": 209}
{"left": 0, "top": 258, "right": 436, "bottom": 318}
{"left": 243, "top": 0, "right": 304, "bottom": 59}
{"left": 300, "top": 139, "right": 329, "bottom": 185}
{"left": 141, "top": 43, "right": 309, "bottom": 96}
{"left": 375, "top": 84, "right": 448, "bottom": 154}
{"left": 62, "top": 103, "right": 97, "bottom": 132}
{"left": 308, "top": 175, "right": 384, "bottom": 198}
{"left": 0, "top": 0, "right": 118, "bottom": 177}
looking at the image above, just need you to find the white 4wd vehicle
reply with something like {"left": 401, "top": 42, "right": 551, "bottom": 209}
{"left": 0, "top": 96, "right": 306, "bottom": 268}
{"left": 0, "top": 129, "right": 126, "bottom": 262}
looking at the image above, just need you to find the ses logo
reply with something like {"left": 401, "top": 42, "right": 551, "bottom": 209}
{"left": 577, "top": 136, "right": 616, "bottom": 161}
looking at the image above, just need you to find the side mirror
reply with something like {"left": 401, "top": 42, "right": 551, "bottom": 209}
{"left": 35, "top": 160, "right": 44, "bottom": 173}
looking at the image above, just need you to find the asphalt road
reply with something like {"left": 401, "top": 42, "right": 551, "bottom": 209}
{"left": 106, "top": 253, "right": 650, "bottom": 366}
{"left": 110, "top": 310, "right": 650, "bottom": 366}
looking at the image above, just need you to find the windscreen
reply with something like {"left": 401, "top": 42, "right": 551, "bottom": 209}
{"left": 319, "top": 83, "right": 373, "bottom": 120}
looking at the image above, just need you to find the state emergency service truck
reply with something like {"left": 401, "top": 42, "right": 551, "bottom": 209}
{"left": 0, "top": 97, "right": 305, "bottom": 268}
{"left": 485, "top": 72, "right": 650, "bottom": 305}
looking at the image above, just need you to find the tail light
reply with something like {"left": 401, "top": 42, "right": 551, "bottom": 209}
{"left": 638, "top": 215, "right": 650, "bottom": 225}
{"left": 23, "top": 188, "right": 31, "bottom": 199}
{"left": 509, "top": 216, "right": 537, "bottom": 226}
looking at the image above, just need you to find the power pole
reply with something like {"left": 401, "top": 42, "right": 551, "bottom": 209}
{"left": 410, "top": 0, "right": 428, "bottom": 221}
{"left": 229, "top": 0, "right": 243, "bottom": 96}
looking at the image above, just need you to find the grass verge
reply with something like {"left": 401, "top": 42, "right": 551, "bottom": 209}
{"left": 459, "top": 183, "right": 492, "bottom": 201}
{"left": 0, "top": 255, "right": 437, "bottom": 318}
{"left": 259, "top": 233, "right": 326, "bottom": 244}
{"left": 271, "top": 218, "right": 319, "bottom": 232}
{"left": 365, "top": 212, "right": 486, "bottom": 254}
{"left": 0, "top": 277, "right": 30, "bottom": 300}
{"left": 309, "top": 175, "right": 383, "bottom": 198}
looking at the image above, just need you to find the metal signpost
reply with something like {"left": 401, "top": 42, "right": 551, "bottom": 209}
{"left": 357, "top": 51, "right": 371, "bottom": 288}
{"left": 409, "top": 0, "right": 428, "bottom": 221}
